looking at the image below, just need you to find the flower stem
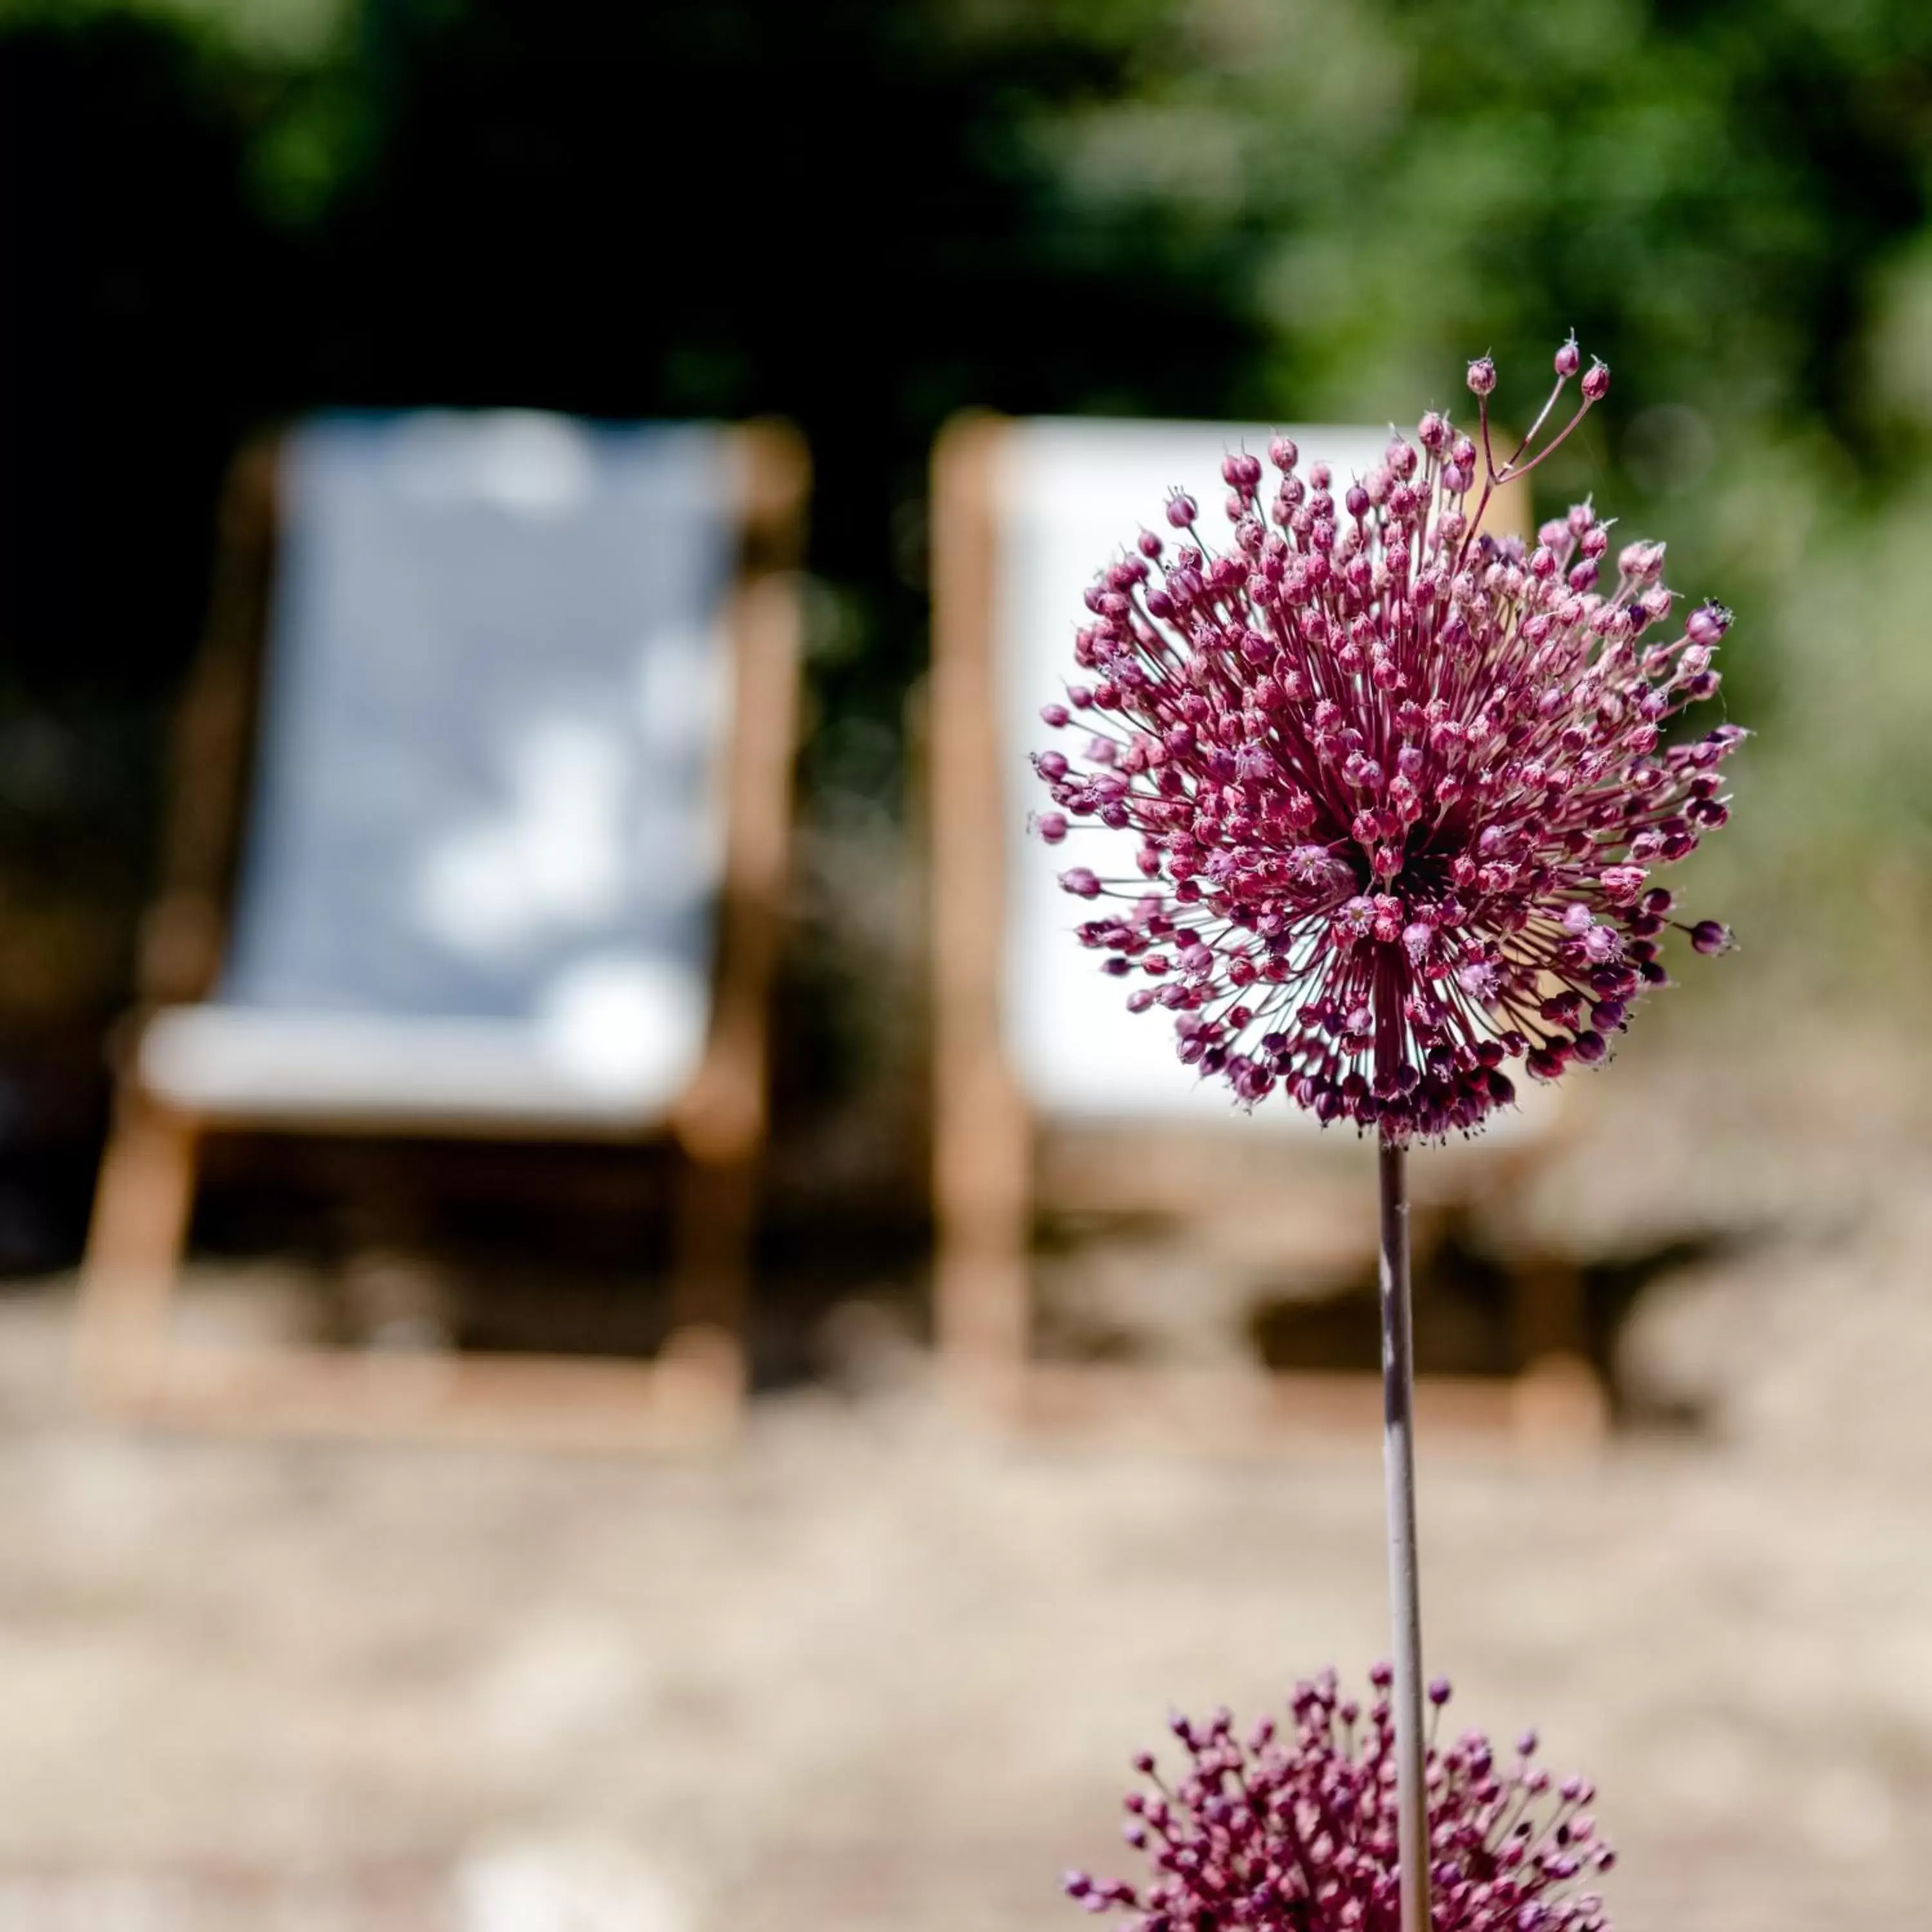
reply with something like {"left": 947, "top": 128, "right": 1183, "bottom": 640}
{"left": 1378, "top": 1135, "right": 1429, "bottom": 1932}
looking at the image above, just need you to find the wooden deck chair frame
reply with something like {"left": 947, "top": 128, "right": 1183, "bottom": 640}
{"left": 77, "top": 421, "right": 809, "bottom": 1450}
{"left": 929, "top": 414, "right": 1600, "bottom": 1447}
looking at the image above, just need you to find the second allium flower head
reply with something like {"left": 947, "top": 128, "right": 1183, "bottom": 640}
{"left": 1033, "top": 343, "right": 1743, "bottom": 1142}
{"left": 1065, "top": 1669, "right": 1613, "bottom": 1932}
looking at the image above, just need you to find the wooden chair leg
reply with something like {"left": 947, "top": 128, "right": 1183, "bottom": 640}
{"left": 76, "top": 1096, "right": 200, "bottom": 1412}
{"left": 931, "top": 1067, "right": 1033, "bottom": 1414}
{"left": 665, "top": 1148, "right": 753, "bottom": 1419}
{"left": 935, "top": 1240, "right": 1031, "bottom": 1415}
{"left": 1508, "top": 1253, "right": 1608, "bottom": 1441}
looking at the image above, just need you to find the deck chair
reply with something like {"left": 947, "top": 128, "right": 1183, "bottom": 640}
{"left": 929, "top": 415, "right": 1599, "bottom": 1444}
{"left": 78, "top": 412, "right": 808, "bottom": 1448}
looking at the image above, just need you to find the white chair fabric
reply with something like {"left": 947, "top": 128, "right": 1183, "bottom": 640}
{"left": 144, "top": 411, "right": 739, "bottom": 1125}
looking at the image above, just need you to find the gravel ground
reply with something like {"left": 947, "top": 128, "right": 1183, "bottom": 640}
{"left": 0, "top": 1014, "right": 1926, "bottom": 1932}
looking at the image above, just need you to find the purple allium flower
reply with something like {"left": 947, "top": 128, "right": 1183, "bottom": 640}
{"left": 1032, "top": 347, "right": 1745, "bottom": 1142}
{"left": 1064, "top": 1671, "right": 1614, "bottom": 1932}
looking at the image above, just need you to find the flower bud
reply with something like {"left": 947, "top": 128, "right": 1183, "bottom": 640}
{"left": 1581, "top": 360, "right": 1611, "bottom": 402}
{"left": 1554, "top": 337, "right": 1581, "bottom": 378}
{"left": 1466, "top": 356, "right": 1497, "bottom": 397}
{"left": 1165, "top": 491, "right": 1197, "bottom": 529}
{"left": 1685, "top": 601, "right": 1732, "bottom": 645}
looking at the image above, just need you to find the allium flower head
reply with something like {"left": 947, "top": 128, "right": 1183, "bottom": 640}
{"left": 1064, "top": 1669, "right": 1613, "bottom": 1932}
{"left": 1032, "top": 346, "right": 1745, "bottom": 1141}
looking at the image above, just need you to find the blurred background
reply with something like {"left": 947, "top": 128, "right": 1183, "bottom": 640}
{"left": 3, "top": 0, "right": 1931, "bottom": 1926}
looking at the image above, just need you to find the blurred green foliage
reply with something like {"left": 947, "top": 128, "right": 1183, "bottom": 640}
{"left": 0, "top": 0, "right": 1929, "bottom": 1254}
